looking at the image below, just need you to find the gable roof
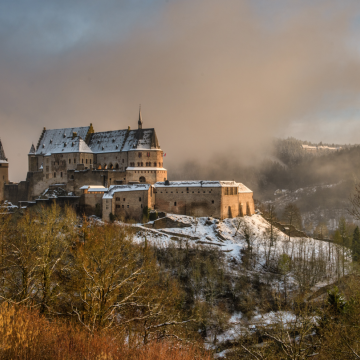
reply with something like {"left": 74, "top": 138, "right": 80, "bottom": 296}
{"left": 35, "top": 126, "right": 91, "bottom": 155}
{"left": 88, "top": 128, "right": 160, "bottom": 153}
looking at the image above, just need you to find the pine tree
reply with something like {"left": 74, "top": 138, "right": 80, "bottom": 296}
{"left": 352, "top": 226, "right": 360, "bottom": 262}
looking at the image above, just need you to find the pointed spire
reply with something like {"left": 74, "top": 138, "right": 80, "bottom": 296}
{"left": 29, "top": 143, "right": 36, "bottom": 155}
{"left": 138, "top": 105, "right": 143, "bottom": 129}
{"left": 0, "top": 139, "right": 7, "bottom": 161}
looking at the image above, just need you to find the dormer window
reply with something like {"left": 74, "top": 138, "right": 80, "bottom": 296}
{"left": 64, "top": 143, "right": 67, "bottom": 147}
{"left": 112, "top": 139, "right": 115, "bottom": 143}
{"left": 50, "top": 139, "right": 52, "bottom": 144}
{"left": 116, "top": 145, "right": 119, "bottom": 149}
{"left": 42, "top": 144, "right": 45, "bottom": 148}
{"left": 72, "top": 142, "right": 75, "bottom": 146}
{"left": 102, "top": 146, "right": 104, "bottom": 150}
{"left": 98, "top": 140, "right": 100, "bottom": 144}
{"left": 63, "top": 134, "right": 66, "bottom": 138}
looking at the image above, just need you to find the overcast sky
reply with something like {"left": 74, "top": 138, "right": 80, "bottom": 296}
{"left": 1, "top": 0, "right": 360, "bottom": 181}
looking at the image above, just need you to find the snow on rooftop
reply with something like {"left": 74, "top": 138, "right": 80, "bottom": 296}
{"left": 103, "top": 184, "right": 151, "bottom": 198}
{"left": 88, "top": 128, "right": 158, "bottom": 153}
{"left": 154, "top": 180, "right": 243, "bottom": 188}
{"left": 80, "top": 185, "right": 108, "bottom": 191}
{"left": 36, "top": 127, "right": 90, "bottom": 155}
{"left": 126, "top": 167, "right": 166, "bottom": 171}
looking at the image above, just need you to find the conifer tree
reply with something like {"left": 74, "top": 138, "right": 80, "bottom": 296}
{"left": 352, "top": 226, "right": 360, "bottom": 262}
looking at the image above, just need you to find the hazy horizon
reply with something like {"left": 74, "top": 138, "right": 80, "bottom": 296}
{"left": 1, "top": 0, "right": 360, "bottom": 182}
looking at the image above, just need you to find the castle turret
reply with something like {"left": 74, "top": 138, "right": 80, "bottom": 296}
{"left": 28, "top": 143, "right": 38, "bottom": 172}
{"left": 0, "top": 139, "right": 9, "bottom": 202}
{"left": 138, "top": 106, "right": 143, "bottom": 129}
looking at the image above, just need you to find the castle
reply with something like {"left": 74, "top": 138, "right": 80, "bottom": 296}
{"left": 1, "top": 110, "right": 255, "bottom": 221}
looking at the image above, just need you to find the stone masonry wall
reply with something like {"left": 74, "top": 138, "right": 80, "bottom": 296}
{"left": 155, "top": 186, "right": 223, "bottom": 218}
{"left": 0, "top": 162, "right": 9, "bottom": 202}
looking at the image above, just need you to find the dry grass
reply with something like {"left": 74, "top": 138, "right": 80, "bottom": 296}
{"left": 0, "top": 303, "right": 211, "bottom": 360}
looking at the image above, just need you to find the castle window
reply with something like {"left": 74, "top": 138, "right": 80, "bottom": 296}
{"left": 116, "top": 197, "right": 120, "bottom": 201}
{"left": 122, "top": 159, "right": 124, "bottom": 163}
{"left": 115, "top": 164, "right": 119, "bottom": 169}
{"left": 86, "top": 159, "right": 88, "bottom": 164}
{"left": 141, "top": 162, "right": 143, "bottom": 166}
{"left": 174, "top": 202, "right": 177, "bottom": 206}
{"left": 74, "top": 159, "right": 76, "bottom": 164}
{"left": 137, "top": 162, "right": 140, "bottom": 166}
{"left": 122, "top": 205, "right": 124, "bottom": 208}
{"left": 186, "top": 187, "right": 189, "bottom": 192}
{"left": 116, "top": 205, "right": 120, "bottom": 209}
{"left": 54, "top": 172, "right": 56, "bottom": 178}
{"left": 158, "top": 162, "right": 161, "bottom": 167}
{"left": 147, "top": 152, "right": 150, "bottom": 157}
{"left": 46, "top": 166, "right": 49, "bottom": 172}
{"left": 138, "top": 152, "right": 142, "bottom": 158}
{"left": 123, "top": 198, "right": 125, "bottom": 201}
{"left": 69, "top": 159, "right": 71, "bottom": 164}
{"left": 127, "top": 205, "right": 129, "bottom": 208}
{"left": 82, "top": 159, "right": 84, "bottom": 164}
{"left": 154, "top": 162, "right": 156, "bottom": 166}
{"left": 104, "top": 164, "right": 107, "bottom": 169}
{"left": 90, "top": 159, "right": 92, "bottom": 164}
{"left": 60, "top": 172, "right": 63, "bottom": 178}
{"left": 97, "top": 165, "right": 102, "bottom": 170}
{"left": 139, "top": 197, "right": 141, "bottom": 202}
{"left": 212, "top": 200, "right": 214, "bottom": 204}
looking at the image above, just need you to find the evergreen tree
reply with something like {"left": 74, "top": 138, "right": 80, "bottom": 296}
{"left": 352, "top": 226, "right": 360, "bottom": 262}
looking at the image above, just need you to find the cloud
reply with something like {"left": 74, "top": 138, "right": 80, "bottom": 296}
{"left": 1, "top": 0, "right": 360, "bottom": 181}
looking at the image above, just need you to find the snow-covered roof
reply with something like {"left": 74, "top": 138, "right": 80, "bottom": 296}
{"left": 126, "top": 167, "right": 166, "bottom": 171}
{"left": 238, "top": 183, "right": 253, "bottom": 193}
{"left": 103, "top": 184, "right": 151, "bottom": 198}
{"left": 88, "top": 128, "right": 160, "bottom": 153}
{"left": 80, "top": 185, "right": 108, "bottom": 192}
{"left": 154, "top": 180, "right": 241, "bottom": 188}
{"left": 36, "top": 126, "right": 91, "bottom": 155}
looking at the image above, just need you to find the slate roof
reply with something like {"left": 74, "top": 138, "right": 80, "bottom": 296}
{"left": 0, "top": 139, "right": 8, "bottom": 162}
{"left": 88, "top": 128, "right": 160, "bottom": 153}
{"left": 36, "top": 126, "right": 90, "bottom": 155}
{"left": 29, "top": 144, "right": 36, "bottom": 155}
{"left": 34, "top": 126, "right": 160, "bottom": 156}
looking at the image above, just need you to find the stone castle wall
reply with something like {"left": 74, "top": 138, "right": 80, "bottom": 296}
{"left": 154, "top": 186, "right": 223, "bottom": 218}
{"left": 0, "top": 162, "right": 9, "bottom": 202}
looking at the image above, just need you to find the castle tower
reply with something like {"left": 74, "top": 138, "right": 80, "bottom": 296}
{"left": 28, "top": 143, "right": 38, "bottom": 172}
{"left": 138, "top": 106, "right": 143, "bottom": 129}
{"left": 0, "top": 139, "right": 9, "bottom": 202}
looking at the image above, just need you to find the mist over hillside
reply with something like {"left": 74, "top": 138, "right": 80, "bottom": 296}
{"left": 169, "top": 137, "right": 360, "bottom": 231}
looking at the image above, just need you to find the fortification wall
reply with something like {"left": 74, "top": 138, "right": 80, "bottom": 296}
{"left": 126, "top": 169, "right": 167, "bottom": 185}
{"left": 239, "top": 193, "right": 255, "bottom": 216}
{"left": 155, "top": 186, "right": 222, "bottom": 218}
{"left": 113, "top": 189, "right": 152, "bottom": 222}
{"left": 4, "top": 181, "right": 30, "bottom": 204}
{"left": 0, "top": 162, "right": 9, "bottom": 202}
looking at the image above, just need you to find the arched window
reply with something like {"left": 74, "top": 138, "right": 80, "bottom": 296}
{"left": 97, "top": 165, "right": 102, "bottom": 170}
{"left": 115, "top": 164, "right": 119, "bottom": 169}
{"left": 104, "top": 164, "right": 108, "bottom": 169}
{"left": 109, "top": 164, "right": 113, "bottom": 170}
{"left": 139, "top": 176, "right": 146, "bottom": 183}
